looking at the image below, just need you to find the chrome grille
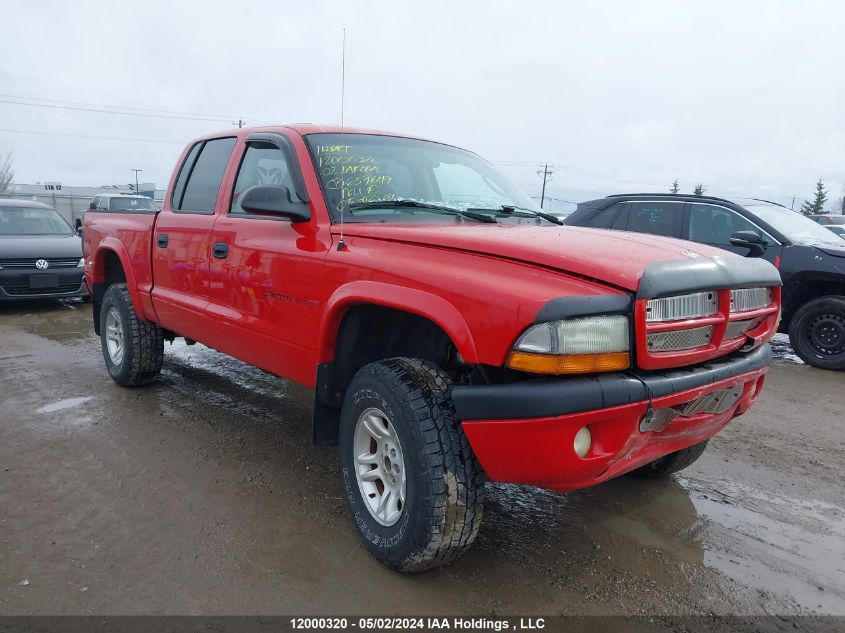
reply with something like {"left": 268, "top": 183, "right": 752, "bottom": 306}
{"left": 646, "top": 325, "right": 713, "bottom": 352}
{"left": 0, "top": 258, "right": 79, "bottom": 269}
{"left": 646, "top": 292, "right": 718, "bottom": 322}
{"left": 725, "top": 317, "right": 763, "bottom": 340}
{"left": 730, "top": 287, "right": 771, "bottom": 313}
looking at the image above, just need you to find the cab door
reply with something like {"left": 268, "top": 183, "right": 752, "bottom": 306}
{"left": 151, "top": 136, "right": 237, "bottom": 340}
{"left": 204, "top": 132, "right": 328, "bottom": 385}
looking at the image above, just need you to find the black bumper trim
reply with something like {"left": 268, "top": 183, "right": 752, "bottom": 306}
{"left": 0, "top": 281, "right": 88, "bottom": 301}
{"left": 637, "top": 256, "right": 782, "bottom": 299}
{"left": 452, "top": 344, "right": 772, "bottom": 421}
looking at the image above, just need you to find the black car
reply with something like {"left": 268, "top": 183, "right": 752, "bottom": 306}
{"left": 566, "top": 193, "right": 845, "bottom": 370}
{"left": 0, "top": 199, "right": 89, "bottom": 301}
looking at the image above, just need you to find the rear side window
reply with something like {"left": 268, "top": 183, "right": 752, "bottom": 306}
{"left": 586, "top": 204, "right": 622, "bottom": 228}
{"left": 171, "top": 142, "right": 202, "bottom": 209}
{"left": 626, "top": 202, "right": 683, "bottom": 238}
{"left": 174, "top": 137, "right": 236, "bottom": 213}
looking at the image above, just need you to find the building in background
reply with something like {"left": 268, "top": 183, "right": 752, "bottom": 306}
{"left": 1, "top": 182, "right": 165, "bottom": 223}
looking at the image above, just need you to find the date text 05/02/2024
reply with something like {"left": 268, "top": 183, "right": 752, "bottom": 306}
{"left": 289, "top": 617, "right": 546, "bottom": 630}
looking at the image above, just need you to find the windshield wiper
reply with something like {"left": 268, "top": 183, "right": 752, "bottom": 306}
{"left": 466, "top": 204, "right": 565, "bottom": 225}
{"left": 346, "top": 200, "right": 497, "bottom": 223}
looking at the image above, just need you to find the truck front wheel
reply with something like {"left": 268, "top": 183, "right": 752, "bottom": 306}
{"left": 339, "top": 358, "right": 483, "bottom": 572}
{"left": 788, "top": 296, "right": 845, "bottom": 370}
{"left": 630, "top": 439, "right": 709, "bottom": 478}
{"left": 99, "top": 282, "right": 164, "bottom": 386}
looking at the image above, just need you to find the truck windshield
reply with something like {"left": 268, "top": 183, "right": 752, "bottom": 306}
{"left": 0, "top": 206, "right": 74, "bottom": 236}
{"left": 305, "top": 133, "right": 542, "bottom": 223}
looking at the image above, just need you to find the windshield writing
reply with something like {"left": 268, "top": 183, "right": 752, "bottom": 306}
{"left": 307, "top": 134, "right": 540, "bottom": 223}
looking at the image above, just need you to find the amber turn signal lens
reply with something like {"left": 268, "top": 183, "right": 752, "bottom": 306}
{"left": 506, "top": 351, "right": 630, "bottom": 374}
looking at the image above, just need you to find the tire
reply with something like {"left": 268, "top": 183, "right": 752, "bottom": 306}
{"left": 630, "top": 440, "right": 709, "bottom": 479}
{"left": 788, "top": 296, "right": 845, "bottom": 370}
{"left": 339, "top": 358, "right": 483, "bottom": 572}
{"left": 99, "top": 282, "right": 164, "bottom": 386}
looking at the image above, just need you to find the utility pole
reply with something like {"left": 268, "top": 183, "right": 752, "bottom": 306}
{"left": 233, "top": 117, "right": 245, "bottom": 128}
{"left": 131, "top": 169, "right": 142, "bottom": 194}
{"left": 537, "top": 163, "right": 553, "bottom": 209}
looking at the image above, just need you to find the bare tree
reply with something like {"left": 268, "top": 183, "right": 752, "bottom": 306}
{"left": 0, "top": 150, "right": 14, "bottom": 193}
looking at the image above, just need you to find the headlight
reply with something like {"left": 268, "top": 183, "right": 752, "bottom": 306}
{"left": 77, "top": 258, "right": 84, "bottom": 267}
{"left": 507, "top": 315, "right": 630, "bottom": 374}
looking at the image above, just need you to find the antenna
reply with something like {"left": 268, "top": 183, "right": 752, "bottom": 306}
{"left": 337, "top": 27, "right": 347, "bottom": 252}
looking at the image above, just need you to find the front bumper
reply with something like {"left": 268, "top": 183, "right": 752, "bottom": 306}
{"left": 0, "top": 268, "right": 88, "bottom": 301}
{"left": 453, "top": 345, "right": 771, "bottom": 491}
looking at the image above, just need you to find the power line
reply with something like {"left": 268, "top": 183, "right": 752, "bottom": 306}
{"left": 0, "top": 93, "right": 242, "bottom": 120}
{"left": 0, "top": 128, "right": 185, "bottom": 144}
{"left": 0, "top": 95, "right": 268, "bottom": 125}
{"left": 0, "top": 97, "right": 231, "bottom": 122}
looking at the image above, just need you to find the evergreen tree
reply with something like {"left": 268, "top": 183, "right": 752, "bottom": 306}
{"left": 693, "top": 183, "right": 706, "bottom": 196}
{"left": 670, "top": 179, "right": 680, "bottom": 194}
{"left": 800, "top": 179, "right": 828, "bottom": 215}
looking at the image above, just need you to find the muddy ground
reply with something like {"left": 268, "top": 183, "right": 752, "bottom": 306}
{"left": 0, "top": 300, "right": 843, "bottom": 619}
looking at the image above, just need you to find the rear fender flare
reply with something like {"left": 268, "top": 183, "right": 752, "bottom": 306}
{"left": 92, "top": 239, "right": 148, "bottom": 321}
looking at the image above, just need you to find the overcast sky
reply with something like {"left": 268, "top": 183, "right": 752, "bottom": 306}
{"left": 1, "top": 0, "right": 843, "bottom": 211}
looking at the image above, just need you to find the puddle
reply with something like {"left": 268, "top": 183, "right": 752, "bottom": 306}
{"left": 36, "top": 396, "right": 93, "bottom": 414}
{"left": 678, "top": 475, "right": 845, "bottom": 614}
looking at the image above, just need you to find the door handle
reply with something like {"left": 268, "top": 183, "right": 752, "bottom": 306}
{"left": 212, "top": 242, "right": 229, "bottom": 259}
{"left": 156, "top": 234, "right": 169, "bottom": 248}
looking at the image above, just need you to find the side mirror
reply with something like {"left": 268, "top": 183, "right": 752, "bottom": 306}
{"left": 77, "top": 226, "right": 83, "bottom": 237}
{"left": 239, "top": 185, "right": 310, "bottom": 222}
{"left": 730, "top": 230, "right": 766, "bottom": 257}
{"left": 89, "top": 201, "right": 96, "bottom": 210}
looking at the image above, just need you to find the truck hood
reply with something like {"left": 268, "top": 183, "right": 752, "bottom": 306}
{"left": 0, "top": 234, "right": 83, "bottom": 259}
{"left": 338, "top": 224, "right": 732, "bottom": 292}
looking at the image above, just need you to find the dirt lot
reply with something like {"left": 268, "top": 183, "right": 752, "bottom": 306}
{"left": 1, "top": 300, "right": 843, "bottom": 617}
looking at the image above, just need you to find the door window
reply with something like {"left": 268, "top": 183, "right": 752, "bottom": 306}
{"left": 230, "top": 142, "right": 295, "bottom": 214}
{"left": 174, "top": 137, "right": 236, "bottom": 214}
{"left": 688, "top": 204, "right": 772, "bottom": 246}
{"left": 626, "top": 202, "right": 683, "bottom": 237}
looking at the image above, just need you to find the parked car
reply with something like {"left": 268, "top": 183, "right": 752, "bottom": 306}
{"left": 807, "top": 214, "right": 845, "bottom": 227}
{"left": 807, "top": 214, "right": 845, "bottom": 240}
{"left": 71, "top": 193, "right": 158, "bottom": 230}
{"left": 823, "top": 225, "right": 845, "bottom": 239}
{"left": 84, "top": 126, "right": 781, "bottom": 571}
{"left": 566, "top": 194, "right": 845, "bottom": 369}
{"left": 0, "top": 199, "right": 89, "bottom": 301}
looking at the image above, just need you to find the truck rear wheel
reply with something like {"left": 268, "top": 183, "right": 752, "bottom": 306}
{"left": 100, "top": 282, "right": 164, "bottom": 386}
{"left": 630, "top": 439, "right": 709, "bottom": 478}
{"left": 339, "top": 358, "right": 483, "bottom": 572}
{"left": 788, "top": 296, "right": 845, "bottom": 370}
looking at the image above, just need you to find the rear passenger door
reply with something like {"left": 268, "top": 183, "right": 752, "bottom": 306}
{"left": 151, "top": 136, "right": 237, "bottom": 339}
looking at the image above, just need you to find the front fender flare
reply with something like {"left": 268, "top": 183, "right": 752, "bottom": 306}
{"left": 317, "top": 281, "right": 480, "bottom": 364}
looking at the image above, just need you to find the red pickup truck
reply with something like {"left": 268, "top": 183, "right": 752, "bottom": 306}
{"left": 83, "top": 125, "right": 782, "bottom": 572}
